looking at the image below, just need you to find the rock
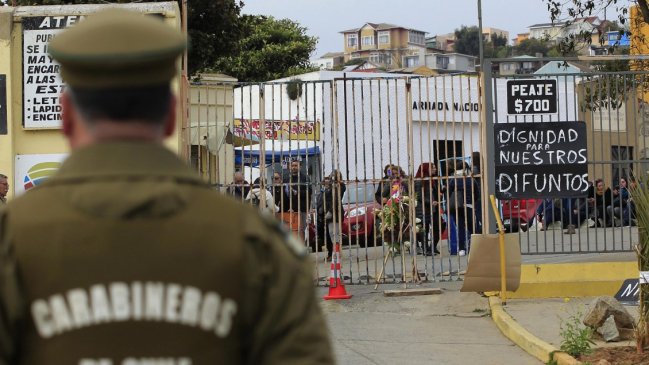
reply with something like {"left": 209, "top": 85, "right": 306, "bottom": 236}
{"left": 583, "top": 296, "right": 635, "bottom": 329}
{"left": 597, "top": 315, "right": 620, "bottom": 342}
{"left": 619, "top": 327, "right": 635, "bottom": 341}
{"left": 596, "top": 360, "right": 611, "bottom": 365}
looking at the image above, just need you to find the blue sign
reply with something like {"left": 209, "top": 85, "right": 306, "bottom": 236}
{"left": 607, "top": 31, "right": 630, "bottom": 47}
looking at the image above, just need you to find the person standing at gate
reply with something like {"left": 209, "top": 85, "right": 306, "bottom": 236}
{"left": 380, "top": 165, "right": 408, "bottom": 204}
{"left": 375, "top": 164, "right": 393, "bottom": 204}
{"left": 0, "top": 174, "right": 8, "bottom": 205}
{"left": 0, "top": 9, "right": 333, "bottom": 364}
{"left": 324, "top": 170, "right": 346, "bottom": 259}
{"left": 414, "top": 163, "right": 442, "bottom": 256}
{"left": 227, "top": 171, "right": 250, "bottom": 200}
{"left": 245, "top": 177, "right": 279, "bottom": 213}
{"left": 284, "top": 160, "right": 312, "bottom": 240}
{"left": 447, "top": 160, "right": 475, "bottom": 256}
{"left": 272, "top": 171, "right": 290, "bottom": 212}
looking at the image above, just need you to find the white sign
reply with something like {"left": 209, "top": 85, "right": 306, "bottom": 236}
{"left": 22, "top": 16, "right": 84, "bottom": 129}
{"left": 14, "top": 153, "right": 68, "bottom": 196}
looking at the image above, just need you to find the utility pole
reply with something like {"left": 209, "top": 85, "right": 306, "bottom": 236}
{"left": 478, "top": 0, "right": 484, "bottom": 71}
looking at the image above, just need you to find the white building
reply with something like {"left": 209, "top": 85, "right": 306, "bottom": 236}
{"left": 310, "top": 52, "right": 345, "bottom": 70}
{"left": 403, "top": 52, "right": 477, "bottom": 73}
{"left": 233, "top": 71, "right": 576, "bottom": 181}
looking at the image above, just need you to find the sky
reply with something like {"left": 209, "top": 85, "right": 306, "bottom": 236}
{"left": 241, "top": 0, "right": 617, "bottom": 58}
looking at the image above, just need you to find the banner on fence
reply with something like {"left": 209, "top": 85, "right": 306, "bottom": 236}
{"left": 233, "top": 119, "right": 320, "bottom": 141}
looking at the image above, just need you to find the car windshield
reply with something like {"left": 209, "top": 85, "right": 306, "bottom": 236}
{"left": 342, "top": 183, "right": 375, "bottom": 204}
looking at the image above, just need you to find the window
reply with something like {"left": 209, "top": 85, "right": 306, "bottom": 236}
{"left": 378, "top": 31, "right": 390, "bottom": 44}
{"left": 436, "top": 56, "right": 449, "bottom": 69}
{"left": 408, "top": 31, "right": 425, "bottom": 45}
{"left": 370, "top": 53, "right": 391, "bottom": 65}
{"left": 347, "top": 34, "right": 357, "bottom": 48}
{"left": 405, "top": 56, "right": 418, "bottom": 67}
{"left": 326, "top": 62, "right": 332, "bottom": 69}
{"left": 362, "top": 36, "right": 374, "bottom": 46}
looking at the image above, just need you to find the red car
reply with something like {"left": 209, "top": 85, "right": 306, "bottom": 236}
{"left": 500, "top": 199, "right": 542, "bottom": 232}
{"left": 341, "top": 183, "right": 382, "bottom": 247}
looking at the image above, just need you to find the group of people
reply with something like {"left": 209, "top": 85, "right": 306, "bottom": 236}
{"left": 373, "top": 155, "right": 482, "bottom": 257}
{"left": 535, "top": 176, "right": 639, "bottom": 233}
{"left": 227, "top": 160, "right": 312, "bottom": 215}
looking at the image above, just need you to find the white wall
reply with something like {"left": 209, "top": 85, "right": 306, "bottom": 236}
{"left": 234, "top": 74, "right": 579, "bottom": 180}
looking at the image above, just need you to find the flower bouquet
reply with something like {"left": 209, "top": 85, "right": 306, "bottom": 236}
{"left": 374, "top": 195, "right": 421, "bottom": 254}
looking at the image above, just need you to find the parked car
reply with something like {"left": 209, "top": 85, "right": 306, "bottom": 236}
{"left": 501, "top": 198, "right": 542, "bottom": 232}
{"left": 342, "top": 182, "right": 382, "bottom": 247}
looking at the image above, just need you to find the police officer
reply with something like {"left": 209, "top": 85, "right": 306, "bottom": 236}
{"left": 0, "top": 8, "right": 334, "bottom": 365}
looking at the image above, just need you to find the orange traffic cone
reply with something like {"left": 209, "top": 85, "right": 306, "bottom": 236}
{"left": 324, "top": 242, "right": 352, "bottom": 300}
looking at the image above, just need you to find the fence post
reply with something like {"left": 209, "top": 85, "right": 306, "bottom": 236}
{"left": 481, "top": 60, "right": 497, "bottom": 234}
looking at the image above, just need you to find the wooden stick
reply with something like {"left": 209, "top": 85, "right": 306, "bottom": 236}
{"left": 374, "top": 249, "right": 392, "bottom": 290}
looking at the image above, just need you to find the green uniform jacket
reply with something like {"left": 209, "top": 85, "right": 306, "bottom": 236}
{"left": 0, "top": 142, "right": 334, "bottom": 365}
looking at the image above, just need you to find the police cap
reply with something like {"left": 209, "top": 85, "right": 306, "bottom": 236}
{"left": 48, "top": 8, "right": 186, "bottom": 89}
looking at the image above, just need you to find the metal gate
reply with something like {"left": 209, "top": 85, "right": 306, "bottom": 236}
{"left": 185, "top": 72, "right": 484, "bottom": 284}
{"left": 483, "top": 56, "right": 649, "bottom": 254}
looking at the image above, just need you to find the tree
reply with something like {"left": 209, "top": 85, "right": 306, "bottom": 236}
{"left": 490, "top": 33, "right": 508, "bottom": 48}
{"left": 454, "top": 25, "right": 481, "bottom": 57}
{"left": 544, "top": 0, "right": 648, "bottom": 54}
{"left": 513, "top": 38, "right": 551, "bottom": 56}
{"left": 11, "top": 0, "right": 244, "bottom": 76}
{"left": 207, "top": 15, "right": 317, "bottom": 82}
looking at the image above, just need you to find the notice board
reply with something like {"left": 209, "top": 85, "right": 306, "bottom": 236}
{"left": 494, "top": 122, "right": 588, "bottom": 199}
{"left": 22, "top": 16, "right": 85, "bottom": 129}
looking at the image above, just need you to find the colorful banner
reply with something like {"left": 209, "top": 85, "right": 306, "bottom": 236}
{"left": 233, "top": 119, "right": 320, "bottom": 141}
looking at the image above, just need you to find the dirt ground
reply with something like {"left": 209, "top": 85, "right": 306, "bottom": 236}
{"left": 579, "top": 346, "right": 649, "bottom": 365}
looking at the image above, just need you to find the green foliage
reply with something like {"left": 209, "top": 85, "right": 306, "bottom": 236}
{"left": 11, "top": 0, "right": 317, "bottom": 80}
{"left": 374, "top": 195, "right": 420, "bottom": 252}
{"left": 454, "top": 25, "right": 481, "bottom": 57}
{"left": 558, "top": 312, "right": 595, "bottom": 357}
{"left": 208, "top": 15, "right": 317, "bottom": 82}
{"left": 543, "top": 0, "right": 648, "bottom": 56}
{"left": 454, "top": 26, "right": 510, "bottom": 59}
{"left": 344, "top": 58, "right": 366, "bottom": 66}
{"left": 513, "top": 38, "right": 551, "bottom": 57}
{"left": 545, "top": 355, "right": 558, "bottom": 365}
{"left": 490, "top": 33, "right": 508, "bottom": 48}
{"left": 285, "top": 79, "right": 302, "bottom": 100}
{"left": 11, "top": 0, "right": 245, "bottom": 76}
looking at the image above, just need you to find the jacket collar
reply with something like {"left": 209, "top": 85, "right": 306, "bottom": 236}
{"left": 50, "top": 141, "right": 203, "bottom": 184}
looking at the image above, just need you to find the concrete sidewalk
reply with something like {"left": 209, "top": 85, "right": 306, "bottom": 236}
{"left": 499, "top": 296, "right": 639, "bottom": 361}
{"left": 482, "top": 256, "right": 639, "bottom": 363}
{"left": 318, "top": 282, "right": 541, "bottom": 365}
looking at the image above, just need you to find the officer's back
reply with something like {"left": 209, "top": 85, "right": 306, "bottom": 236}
{"left": 0, "top": 9, "right": 334, "bottom": 365}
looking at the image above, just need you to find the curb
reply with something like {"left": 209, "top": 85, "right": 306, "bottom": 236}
{"left": 488, "top": 296, "right": 581, "bottom": 365}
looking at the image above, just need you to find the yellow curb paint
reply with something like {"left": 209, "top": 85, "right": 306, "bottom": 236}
{"left": 506, "top": 262, "right": 636, "bottom": 299}
{"left": 521, "top": 262, "right": 636, "bottom": 282}
{"left": 488, "top": 296, "right": 582, "bottom": 365}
